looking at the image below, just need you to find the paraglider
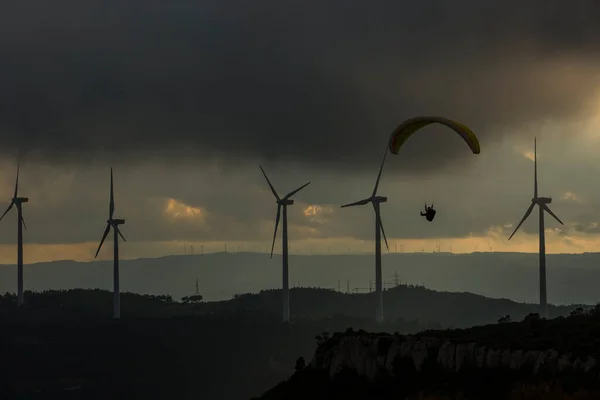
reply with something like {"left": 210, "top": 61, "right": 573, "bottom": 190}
{"left": 387, "top": 116, "right": 480, "bottom": 224}
{"left": 421, "top": 203, "right": 436, "bottom": 222}
{"left": 388, "top": 116, "right": 480, "bottom": 155}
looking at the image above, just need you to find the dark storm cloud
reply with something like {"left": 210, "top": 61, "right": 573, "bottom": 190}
{"left": 571, "top": 222, "right": 600, "bottom": 235}
{"left": 0, "top": 0, "right": 600, "bottom": 175}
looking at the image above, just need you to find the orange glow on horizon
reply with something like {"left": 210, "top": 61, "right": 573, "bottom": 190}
{"left": 2, "top": 222, "right": 598, "bottom": 265}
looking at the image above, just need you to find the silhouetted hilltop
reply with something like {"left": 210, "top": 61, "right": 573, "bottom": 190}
{"left": 258, "top": 309, "right": 600, "bottom": 400}
{"left": 0, "top": 286, "right": 585, "bottom": 328}
{"left": 6, "top": 252, "right": 600, "bottom": 305}
{"left": 201, "top": 285, "right": 583, "bottom": 328}
{"left": 0, "top": 289, "right": 441, "bottom": 400}
{"left": 0, "top": 288, "right": 592, "bottom": 399}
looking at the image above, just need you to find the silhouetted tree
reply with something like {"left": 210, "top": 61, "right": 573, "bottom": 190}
{"left": 570, "top": 307, "right": 585, "bottom": 317}
{"left": 498, "top": 314, "right": 511, "bottom": 323}
{"left": 314, "top": 335, "right": 323, "bottom": 345}
{"left": 524, "top": 313, "right": 540, "bottom": 322}
{"left": 295, "top": 357, "right": 305, "bottom": 372}
{"left": 590, "top": 303, "right": 600, "bottom": 315}
{"left": 181, "top": 295, "right": 203, "bottom": 304}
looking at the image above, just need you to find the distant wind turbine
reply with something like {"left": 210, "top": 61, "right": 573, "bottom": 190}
{"left": 94, "top": 168, "right": 127, "bottom": 319}
{"left": 508, "top": 138, "right": 563, "bottom": 319}
{"left": 260, "top": 166, "right": 310, "bottom": 323}
{"left": 341, "top": 149, "right": 389, "bottom": 323}
{"left": 0, "top": 161, "right": 28, "bottom": 307}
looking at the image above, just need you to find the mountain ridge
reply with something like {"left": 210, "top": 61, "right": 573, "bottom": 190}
{"left": 1, "top": 252, "right": 600, "bottom": 305}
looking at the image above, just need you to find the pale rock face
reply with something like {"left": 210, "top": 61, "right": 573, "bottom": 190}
{"left": 455, "top": 344, "right": 468, "bottom": 372}
{"left": 500, "top": 349, "right": 512, "bottom": 368}
{"left": 528, "top": 351, "right": 541, "bottom": 374}
{"left": 412, "top": 341, "right": 429, "bottom": 372}
{"left": 327, "top": 337, "right": 355, "bottom": 378}
{"left": 584, "top": 357, "right": 597, "bottom": 372}
{"left": 311, "top": 334, "right": 600, "bottom": 384}
{"left": 328, "top": 336, "right": 379, "bottom": 379}
{"left": 374, "top": 336, "right": 390, "bottom": 369}
{"left": 399, "top": 340, "right": 413, "bottom": 359}
{"left": 475, "top": 347, "right": 488, "bottom": 368}
{"left": 385, "top": 340, "right": 399, "bottom": 374}
{"left": 365, "top": 337, "right": 384, "bottom": 380}
{"left": 557, "top": 353, "right": 572, "bottom": 372}
{"left": 533, "top": 351, "right": 546, "bottom": 375}
{"left": 466, "top": 343, "right": 478, "bottom": 366}
{"left": 544, "top": 350, "right": 559, "bottom": 373}
{"left": 509, "top": 350, "right": 524, "bottom": 370}
{"left": 437, "top": 342, "right": 455, "bottom": 370}
{"left": 571, "top": 356, "right": 596, "bottom": 372}
{"left": 485, "top": 349, "right": 502, "bottom": 369}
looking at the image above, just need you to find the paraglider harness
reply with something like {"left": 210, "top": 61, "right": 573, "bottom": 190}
{"left": 421, "top": 203, "right": 436, "bottom": 222}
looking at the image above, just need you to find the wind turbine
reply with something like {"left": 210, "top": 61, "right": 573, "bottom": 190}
{"left": 508, "top": 138, "right": 563, "bottom": 319}
{"left": 341, "top": 149, "right": 389, "bottom": 323}
{"left": 94, "top": 168, "right": 127, "bottom": 319}
{"left": 0, "top": 161, "right": 28, "bottom": 307}
{"left": 260, "top": 166, "right": 310, "bottom": 323}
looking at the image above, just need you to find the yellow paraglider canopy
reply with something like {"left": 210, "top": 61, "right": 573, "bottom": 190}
{"left": 388, "top": 116, "right": 480, "bottom": 155}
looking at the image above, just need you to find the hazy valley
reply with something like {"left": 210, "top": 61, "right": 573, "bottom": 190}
{"left": 3, "top": 251, "right": 600, "bottom": 305}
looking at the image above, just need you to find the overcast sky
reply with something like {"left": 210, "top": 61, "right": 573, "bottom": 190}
{"left": 0, "top": 0, "right": 600, "bottom": 263}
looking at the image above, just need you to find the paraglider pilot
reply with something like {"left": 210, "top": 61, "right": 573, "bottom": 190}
{"left": 421, "top": 203, "right": 436, "bottom": 222}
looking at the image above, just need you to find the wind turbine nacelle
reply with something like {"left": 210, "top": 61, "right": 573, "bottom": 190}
{"left": 278, "top": 199, "right": 294, "bottom": 206}
{"left": 110, "top": 219, "right": 126, "bottom": 225}
{"left": 374, "top": 196, "right": 388, "bottom": 203}
{"left": 16, "top": 197, "right": 28, "bottom": 203}
{"left": 535, "top": 197, "right": 552, "bottom": 204}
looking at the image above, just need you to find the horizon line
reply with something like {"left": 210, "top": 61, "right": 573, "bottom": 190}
{"left": 0, "top": 250, "right": 598, "bottom": 267}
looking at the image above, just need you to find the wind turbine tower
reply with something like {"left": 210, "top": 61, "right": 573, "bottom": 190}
{"left": 341, "top": 150, "right": 389, "bottom": 323}
{"left": 94, "top": 168, "right": 127, "bottom": 319}
{"left": 260, "top": 166, "right": 310, "bottom": 323}
{"left": 508, "top": 138, "right": 563, "bottom": 318}
{"left": 0, "top": 162, "right": 28, "bottom": 307}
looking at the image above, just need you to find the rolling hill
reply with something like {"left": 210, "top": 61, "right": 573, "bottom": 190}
{"left": 1, "top": 252, "right": 600, "bottom": 306}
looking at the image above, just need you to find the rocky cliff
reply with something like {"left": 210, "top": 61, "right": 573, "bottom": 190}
{"left": 257, "top": 313, "right": 600, "bottom": 399}
{"left": 310, "top": 332, "right": 599, "bottom": 382}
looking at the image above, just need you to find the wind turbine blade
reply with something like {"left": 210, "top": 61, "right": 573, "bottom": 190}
{"left": 542, "top": 204, "right": 564, "bottom": 225}
{"left": 0, "top": 202, "right": 14, "bottom": 222}
{"left": 14, "top": 161, "right": 20, "bottom": 199}
{"left": 508, "top": 202, "right": 535, "bottom": 240}
{"left": 20, "top": 214, "right": 26, "bottom": 231}
{"left": 372, "top": 147, "right": 388, "bottom": 197}
{"left": 378, "top": 215, "right": 389, "bottom": 251}
{"left": 259, "top": 166, "right": 280, "bottom": 201}
{"left": 115, "top": 226, "right": 127, "bottom": 242}
{"left": 109, "top": 168, "right": 115, "bottom": 219}
{"left": 95, "top": 224, "right": 111, "bottom": 258}
{"left": 341, "top": 198, "right": 371, "bottom": 208}
{"left": 270, "top": 205, "right": 281, "bottom": 258}
{"left": 283, "top": 182, "right": 311, "bottom": 200}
